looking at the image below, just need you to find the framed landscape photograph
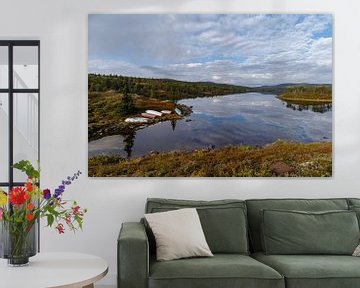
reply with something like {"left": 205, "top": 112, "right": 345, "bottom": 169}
{"left": 88, "top": 14, "right": 332, "bottom": 177}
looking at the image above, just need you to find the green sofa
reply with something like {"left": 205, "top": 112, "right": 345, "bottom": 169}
{"left": 118, "top": 198, "right": 360, "bottom": 288}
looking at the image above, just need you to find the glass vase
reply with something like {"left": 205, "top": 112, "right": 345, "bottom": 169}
{"left": 0, "top": 220, "right": 37, "bottom": 266}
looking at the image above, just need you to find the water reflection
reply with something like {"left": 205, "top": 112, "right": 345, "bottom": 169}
{"left": 283, "top": 102, "right": 332, "bottom": 113}
{"left": 170, "top": 119, "right": 177, "bottom": 131}
{"left": 122, "top": 121, "right": 179, "bottom": 158}
{"left": 123, "top": 129, "right": 136, "bottom": 158}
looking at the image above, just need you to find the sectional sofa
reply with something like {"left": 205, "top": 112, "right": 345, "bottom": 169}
{"left": 118, "top": 198, "right": 360, "bottom": 288}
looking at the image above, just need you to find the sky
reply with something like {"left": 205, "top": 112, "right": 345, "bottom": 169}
{"left": 88, "top": 14, "right": 332, "bottom": 87}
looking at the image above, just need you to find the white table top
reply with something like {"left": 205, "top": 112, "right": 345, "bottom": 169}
{"left": 0, "top": 252, "right": 108, "bottom": 288}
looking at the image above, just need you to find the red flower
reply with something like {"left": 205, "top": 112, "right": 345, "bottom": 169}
{"left": 9, "top": 187, "right": 26, "bottom": 205}
{"left": 56, "top": 223, "right": 65, "bottom": 234}
{"left": 72, "top": 205, "right": 80, "bottom": 215}
{"left": 65, "top": 214, "right": 71, "bottom": 225}
{"left": 24, "top": 193, "right": 31, "bottom": 201}
{"left": 26, "top": 203, "right": 34, "bottom": 210}
{"left": 26, "top": 214, "right": 33, "bottom": 221}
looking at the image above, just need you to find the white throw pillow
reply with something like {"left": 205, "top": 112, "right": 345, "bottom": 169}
{"left": 145, "top": 208, "right": 213, "bottom": 261}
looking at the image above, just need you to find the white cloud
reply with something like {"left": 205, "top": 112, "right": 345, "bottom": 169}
{"left": 89, "top": 14, "right": 332, "bottom": 86}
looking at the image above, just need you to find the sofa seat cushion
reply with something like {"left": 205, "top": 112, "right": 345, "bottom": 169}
{"left": 149, "top": 254, "right": 284, "bottom": 288}
{"left": 252, "top": 252, "right": 360, "bottom": 288}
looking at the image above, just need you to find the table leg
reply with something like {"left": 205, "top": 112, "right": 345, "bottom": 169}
{"left": 82, "top": 284, "right": 94, "bottom": 288}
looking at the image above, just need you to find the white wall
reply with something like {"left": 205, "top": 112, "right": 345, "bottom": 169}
{"left": 1, "top": 0, "right": 360, "bottom": 286}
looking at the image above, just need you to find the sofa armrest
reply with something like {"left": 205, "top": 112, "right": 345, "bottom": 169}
{"left": 118, "top": 222, "right": 149, "bottom": 288}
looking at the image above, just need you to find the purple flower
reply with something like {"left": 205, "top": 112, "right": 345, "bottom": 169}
{"left": 43, "top": 189, "right": 51, "bottom": 200}
{"left": 54, "top": 189, "right": 63, "bottom": 198}
{"left": 54, "top": 171, "right": 82, "bottom": 199}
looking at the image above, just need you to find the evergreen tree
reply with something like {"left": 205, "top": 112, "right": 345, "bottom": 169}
{"left": 118, "top": 83, "right": 135, "bottom": 116}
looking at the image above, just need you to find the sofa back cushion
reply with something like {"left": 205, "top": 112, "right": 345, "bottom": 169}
{"left": 348, "top": 198, "right": 360, "bottom": 207}
{"left": 261, "top": 209, "right": 359, "bottom": 255}
{"left": 347, "top": 199, "right": 360, "bottom": 228}
{"left": 246, "top": 198, "right": 349, "bottom": 252}
{"left": 145, "top": 198, "right": 249, "bottom": 254}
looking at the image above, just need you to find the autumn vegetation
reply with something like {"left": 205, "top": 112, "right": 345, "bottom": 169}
{"left": 88, "top": 141, "right": 332, "bottom": 177}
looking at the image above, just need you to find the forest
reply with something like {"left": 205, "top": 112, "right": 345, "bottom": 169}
{"left": 88, "top": 73, "right": 250, "bottom": 101}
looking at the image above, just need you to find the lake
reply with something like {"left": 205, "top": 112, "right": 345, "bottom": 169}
{"left": 88, "top": 93, "right": 332, "bottom": 159}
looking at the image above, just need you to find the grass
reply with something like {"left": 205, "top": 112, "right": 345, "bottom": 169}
{"left": 88, "top": 141, "right": 332, "bottom": 177}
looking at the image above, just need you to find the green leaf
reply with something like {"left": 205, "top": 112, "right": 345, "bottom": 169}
{"left": 47, "top": 214, "right": 54, "bottom": 227}
{"left": 49, "top": 207, "right": 60, "bottom": 217}
{"left": 13, "top": 160, "right": 40, "bottom": 180}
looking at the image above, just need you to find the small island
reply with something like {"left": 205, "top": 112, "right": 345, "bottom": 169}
{"left": 277, "top": 85, "right": 332, "bottom": 105}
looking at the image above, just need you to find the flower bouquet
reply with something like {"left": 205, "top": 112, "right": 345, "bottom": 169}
{"left": 0, "top": 160, "right": 87, "bottom": 266}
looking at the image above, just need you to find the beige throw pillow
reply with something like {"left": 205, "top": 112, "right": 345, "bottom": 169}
{"left": 145, "top": 208, "right": 213, "bottom": 261}
{"left": 353, "top": 244, "right": 360, "bottom": 256}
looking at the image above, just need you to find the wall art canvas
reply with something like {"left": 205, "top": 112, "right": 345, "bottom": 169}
{"left": 88, "top": 14, "right": 332, "bottom": 177}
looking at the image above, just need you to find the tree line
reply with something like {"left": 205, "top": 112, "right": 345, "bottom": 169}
{"left": 88, "top": 73, "right": 250, "bottom": 101}
{"left": 285, "top": 85, "right": 332, "bottom": 96}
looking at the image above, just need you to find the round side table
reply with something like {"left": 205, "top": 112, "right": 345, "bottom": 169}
{"left": 0, "top": 252, "right": 108, "bottom": 288}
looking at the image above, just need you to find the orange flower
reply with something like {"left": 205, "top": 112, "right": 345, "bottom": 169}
{"left": 24, "top": 193, "right": 31, "bottom": 200}
{"left": 25, "top": 182, "right": 33, "bottom": 192}
{"left": 26, "top": 214, "right": 33, "bottom": 221}
{"left": 26, "top": 203, "right": 34, "bottom": 210}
